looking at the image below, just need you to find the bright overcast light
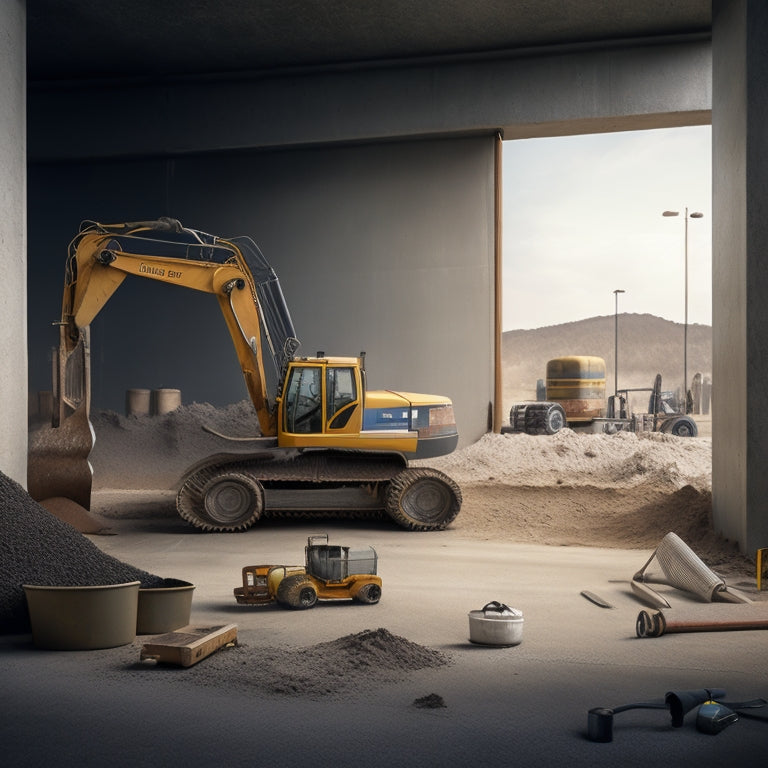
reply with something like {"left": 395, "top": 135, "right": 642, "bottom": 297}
{"left": 502, "top": 126, "right": 712, "bottom": 331}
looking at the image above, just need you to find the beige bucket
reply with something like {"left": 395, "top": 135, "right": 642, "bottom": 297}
{"left": 23, "top": 581, "right": 140, "bottom": 650}
{"left": 152, "top": 388, "right": 182, "bottom": 415}
{"left": 125, "top": 388, "right": 151, "bottom": 417}
{"left": 137, "top": 581, "right": 195, "bottom": 634}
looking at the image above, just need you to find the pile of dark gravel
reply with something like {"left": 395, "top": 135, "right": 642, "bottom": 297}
{"left": 107, "top": 627, "right": 451, "bottom": 698}
{"left": 0, "top": 470, "right": 167, "bottom": 633}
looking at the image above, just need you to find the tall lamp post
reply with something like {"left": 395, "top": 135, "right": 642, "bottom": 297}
{"left": 613, "top": 288, "right": 625, "bottom": 400}
{"left": 662, "top": 208, "right": 704, "bottom": 412}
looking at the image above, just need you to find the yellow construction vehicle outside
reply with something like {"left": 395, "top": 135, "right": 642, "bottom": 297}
{"left": 30, "top": 218, "right": 461, "bottom": 532}
{"left": 506, "top": 355, "right": 698, "bottom": 437}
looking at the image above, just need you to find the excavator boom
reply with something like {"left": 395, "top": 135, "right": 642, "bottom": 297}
{"left": 59, "top": 217, "right": 299, "bottom": 436}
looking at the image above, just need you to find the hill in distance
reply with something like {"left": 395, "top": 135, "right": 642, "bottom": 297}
{"left": 502, "top": 313, "right": 712, "bottom": 408}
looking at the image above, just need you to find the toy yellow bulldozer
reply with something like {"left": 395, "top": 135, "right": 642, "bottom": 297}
{"left": 234, "top": 535, "right": 382, "bottom": 609}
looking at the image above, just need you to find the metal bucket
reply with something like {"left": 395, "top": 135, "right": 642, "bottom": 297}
{"left": 468, "top": 601, "right": 524, "bottom": 646}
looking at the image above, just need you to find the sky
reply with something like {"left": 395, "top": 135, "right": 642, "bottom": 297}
{"left": 502, "top": 125, "right": 712, "bottom": 331}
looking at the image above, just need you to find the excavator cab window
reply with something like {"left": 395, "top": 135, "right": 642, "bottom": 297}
{"left": 326, "top": 367, "right": 358, "bottom": 429}
{"left": 284, "top": 366, "right": 323, "bottom": 433}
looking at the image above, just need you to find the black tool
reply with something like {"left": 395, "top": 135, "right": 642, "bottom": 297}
{"left": 696, "top": 701, "right": 739, "bottom": 734}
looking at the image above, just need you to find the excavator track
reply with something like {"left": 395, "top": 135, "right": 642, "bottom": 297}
{"left": 176, "top": 449, "right": 460, "bottom": 532}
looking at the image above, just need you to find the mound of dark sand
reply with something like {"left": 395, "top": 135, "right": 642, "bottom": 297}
{"left": 0, "top": 471, "right": 169, "bottom": 632}
{"left": 112, "top": 627, "right": 450, "bottom": 698}
{"left": 227, "top": 627, "right": 450, "bottom": 697}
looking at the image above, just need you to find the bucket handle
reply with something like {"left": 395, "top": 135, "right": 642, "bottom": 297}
{"left": 482, "top": 601, "right": 511, "bottom": 613}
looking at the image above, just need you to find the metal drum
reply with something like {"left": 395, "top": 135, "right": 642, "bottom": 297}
{"left": 468, "top": 601, "right": 524, "bottom": 646}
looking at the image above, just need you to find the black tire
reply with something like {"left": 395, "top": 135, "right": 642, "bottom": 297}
{"left": 201, "top": 472, "right": 263, "bottom": 530}
{"left": 664, "top": 416, "right": 698, "bottom": 438}
{"left": 276, "top": 574, "right": 318, "bottom": 609}
{"left": 508, "top": 402, "right": 565, "bottom": 435}
{"left": 385, "top": 468, "right": 462, "bottom": 531}
{"left": 542, "top": 403, "right": 566, "bottom": 435}
{"left": 354, "top": 582, "right": 382, "bottom": 604}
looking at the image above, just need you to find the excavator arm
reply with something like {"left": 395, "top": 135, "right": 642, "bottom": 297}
{"left": 60, "top": 217, "right": 299, "bottom": 434}
{"left": 30, "top": 218, "right": 299, "bottom": 508}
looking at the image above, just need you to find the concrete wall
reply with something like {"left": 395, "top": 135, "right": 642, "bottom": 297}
{"left": 712, "top": 0, "right": 768, "bottom": 553}
{"left": 28, "top": 137, "right": 496, "bottom": 444}
{"left": 28, "top": 40, "right": 711, "bottom": 161}
{"left": 0, "top": 0, "right": 27, "bottom": 485}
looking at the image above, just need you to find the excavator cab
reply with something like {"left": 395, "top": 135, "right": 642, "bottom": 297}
{"left": 281, "top": 359, "right": 362, "bottom": 435}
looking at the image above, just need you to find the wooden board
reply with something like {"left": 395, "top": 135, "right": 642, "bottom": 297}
{"left": 140, "top": 624, "right": 238, "bottom": 667}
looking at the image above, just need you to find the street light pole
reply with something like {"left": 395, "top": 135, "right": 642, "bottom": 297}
{"left": 613, "top": 289, "right": 625, "bottom": 399}
{"left": 663, "top": 209, "right": 704, "bottom": 412}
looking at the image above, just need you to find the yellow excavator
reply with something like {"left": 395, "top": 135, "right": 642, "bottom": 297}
{"left": 28, "top": 218, "right": 461, "bottom": 532}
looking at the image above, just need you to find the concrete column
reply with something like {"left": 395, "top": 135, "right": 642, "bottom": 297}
{"left": 0, "top": 1, "right": 27, "bottom": 486}
{"left": 712, "top": 0, "right": 768, "bottom": 553}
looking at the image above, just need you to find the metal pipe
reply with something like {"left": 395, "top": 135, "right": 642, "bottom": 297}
{"left": 613, "top": 289, "right": 625, "bottom": 398}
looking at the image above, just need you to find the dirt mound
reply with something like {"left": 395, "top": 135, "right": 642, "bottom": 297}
{"left": 424, "top": 430, "right": 712, "bottom": 492}
{"left": 110, "top": 627, "right": 450, "bottom": 699}
{"left": 38, "top": 496, "right": 114, "bottom": 534}
{"left": 252, "top": 628, "right": 449, "bottom": 697}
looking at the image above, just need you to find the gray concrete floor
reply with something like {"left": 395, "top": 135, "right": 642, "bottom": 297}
{"left": 3, "top": 515, "right": 768, "bottom": 767}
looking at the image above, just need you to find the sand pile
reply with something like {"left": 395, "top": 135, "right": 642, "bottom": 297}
{"left": 89, "top": 401, "right": 260, "bottom": 490}
{"left": 0, "top": 471, "right": 172, "bottom": 632}
{"left": 422, "top": 429, "right": 712, "bottom": 492}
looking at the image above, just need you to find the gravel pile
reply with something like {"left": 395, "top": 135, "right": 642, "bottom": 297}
{"left": 0, "top": 470, "right": 167, "bottom": 632}
{"left": 107, "top": 627, "right": 451, "bottom": 699}
{"left": 218, "top": 627, "right": 450, "bottom": 698}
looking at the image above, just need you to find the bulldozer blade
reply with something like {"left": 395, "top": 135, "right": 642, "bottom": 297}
{"left": 28, "top": 401, "right": 94, "bottom": 510}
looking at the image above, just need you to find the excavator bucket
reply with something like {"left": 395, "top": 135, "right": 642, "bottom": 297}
{"left": 27, "top": 327, "right": 94, "bottom": 510}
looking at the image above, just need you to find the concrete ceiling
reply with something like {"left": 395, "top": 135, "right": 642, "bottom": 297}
{"left": 27, "top": 0, "right": 711, "bottom": 84}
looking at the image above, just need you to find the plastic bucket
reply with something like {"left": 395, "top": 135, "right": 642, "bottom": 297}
{"left": 468, "top": 601, "right": 524, "bottom": 647}
{"left": 137, "top": 581, "right": 195, "bottom": 634}
{"left": 23, "top": 581, "right": 140, "bottom": 650}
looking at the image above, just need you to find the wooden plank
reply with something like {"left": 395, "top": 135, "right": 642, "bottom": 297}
{"left": 140, "top": 623, "right": 238, "bottom": 667}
